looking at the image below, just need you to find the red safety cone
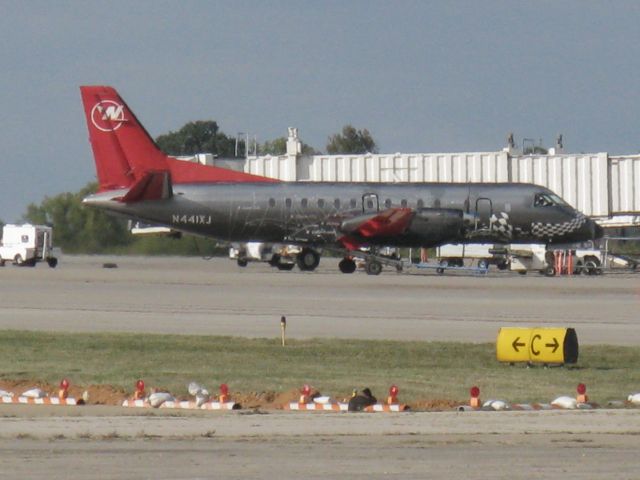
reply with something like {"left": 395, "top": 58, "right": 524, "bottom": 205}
{"left": 299, "top": 384, "right": 311, "bottom": 404}
{"left": 58, "top": 378, "right": 70, "bottom": 399}
{"left": 470, "top": 386, "right": 481, "bottom": 408}
{"left": 577, "top": 383, "right": 588, "bottom": 404}
{"left": 134, "top": 379, "right": 146, "bottom": 400}
{"left": 219, "top": 383, "right": 229, "bottom": 403}
{"left": 387, "top": 385, "right": 399, "bottom": 405}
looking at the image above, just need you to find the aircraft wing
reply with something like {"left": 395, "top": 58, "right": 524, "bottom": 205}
{"left": 338, "top": 208, "right": 414, "bottom": 249}
{"left": 349, "top": 208, "right": 414, "bottom": 237}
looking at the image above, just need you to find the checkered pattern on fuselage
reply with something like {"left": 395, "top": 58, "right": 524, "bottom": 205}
{"left": 531, "top": 213, "right": 586, "bottom": 239}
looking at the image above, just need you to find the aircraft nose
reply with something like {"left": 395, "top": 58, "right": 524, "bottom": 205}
{"left": 581, "top": 217, "right": 604, "bottom": 241}
{"left": 592, "top": 220, "right": 604, "bottom": 240}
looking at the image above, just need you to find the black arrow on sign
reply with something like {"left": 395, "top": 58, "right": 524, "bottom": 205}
{"left": 512, "top": 337, "right": 526, "bottom": 352}
{"left": 546, "top": 337, "right": 559, "bottom": 353}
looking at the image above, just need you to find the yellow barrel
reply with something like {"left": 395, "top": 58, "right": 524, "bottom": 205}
{"left": 496, "top": 327, "right": 578, "bottom": 365}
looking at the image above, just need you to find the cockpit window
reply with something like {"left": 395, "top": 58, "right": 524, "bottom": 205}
{"left": 534, "top": 193, "right": 567, "bottom": 207}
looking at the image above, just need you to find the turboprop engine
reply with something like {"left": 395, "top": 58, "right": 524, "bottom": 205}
{"left": 403, "top": 208, "right": 466, "bottom": 247}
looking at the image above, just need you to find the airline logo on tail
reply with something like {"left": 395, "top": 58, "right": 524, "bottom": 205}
{"left": 91, "top": 100, "right": 126, "bottom": 132}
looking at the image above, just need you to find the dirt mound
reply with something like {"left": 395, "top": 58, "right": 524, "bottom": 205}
{"left": 0, "top": 380, "right": 461, "bottom": 411}
{"left": 410, "top": 398, "right": 462, "bottom": 411}
{"left": 0, "top": 380, "right": 127, "bottom": 405}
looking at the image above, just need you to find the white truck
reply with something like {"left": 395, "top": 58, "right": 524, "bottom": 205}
{"left": 229, "top": 242, "right": 300, "bottom": 270}
{"left": 436, "top": 243, "right": 609, "bottom": 276}
{"left": 0, "top": 224, "right": 58, "bottom": 267}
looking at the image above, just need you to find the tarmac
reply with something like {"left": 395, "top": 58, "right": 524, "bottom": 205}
{"left": 1, "top": 255, "right": 639, "bottom": 478}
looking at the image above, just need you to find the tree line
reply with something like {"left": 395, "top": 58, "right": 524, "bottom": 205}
{"left": 19, "top": 123, "right": 378, "bottom": 254}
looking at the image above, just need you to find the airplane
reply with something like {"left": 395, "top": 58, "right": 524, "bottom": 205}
{"left": 80, "top": 86, "right": 603, "bottom": 275}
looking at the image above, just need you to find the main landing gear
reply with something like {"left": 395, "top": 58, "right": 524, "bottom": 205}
{"left": 339, "top": 249, "right": 404, "bottom": 276}
{"left": 338, "top": 257, "right": 357, "bottom": 274}
{"left": 296, "top": 248, "right": 320, "bottom": 271}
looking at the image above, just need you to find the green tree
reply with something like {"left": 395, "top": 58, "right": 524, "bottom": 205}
{"left": 326, "top": 125, "right": 378, "bottom": 154}
{"left": 23, "top": 183, "right": 132, "bottom": 253}
{"left": 260, "top": 137, "right": 318, "bottom": 156}
{"left": 155, "top": 120, "right": 239, "bottom": 157}
{"left": 23, "top": 183, "right": 228, "bottom": 255}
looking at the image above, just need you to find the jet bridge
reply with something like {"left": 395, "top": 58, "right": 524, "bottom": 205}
{"left": 243, "top": 129, "right": 640, "bottom": 227}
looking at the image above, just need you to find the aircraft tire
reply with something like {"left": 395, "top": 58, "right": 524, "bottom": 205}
{"left": 365, "top": 260, "right": 383, "bottom": 276}
{"left": 543, "top": 266, "right": 556, "bottom": 277}
{"left": 297, "top": 248, "right": 320, "bottom": 271}
{"left": 47, "top": 257, "right": 58, "bottom": 268}
{"left": 237, "top": 258, "right": 248, "bottom": 267}
{"left": 338, "top": 258, "right": 356, "bottom": 274}
{"left": 14, "top": 254, "right": 24, "bottom": 266}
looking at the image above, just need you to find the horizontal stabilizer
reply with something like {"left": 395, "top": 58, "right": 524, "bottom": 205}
{"left": 119, "top": 170, "right": 172, "bottom": 202}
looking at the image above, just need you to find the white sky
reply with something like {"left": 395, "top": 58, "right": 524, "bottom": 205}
{"left": 1, "top": 0, "right": 639, "bottom": 222}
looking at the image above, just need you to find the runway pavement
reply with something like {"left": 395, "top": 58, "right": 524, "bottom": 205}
{"left": 0, "top": 255, "right": 638, "bottom": 344}
{"left": 1, "top": 255, "right": 639, "bottom": 478}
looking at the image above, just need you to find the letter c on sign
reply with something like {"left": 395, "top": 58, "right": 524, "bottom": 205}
{"left": 531, "top": 334, "right": 541, "bottom": 356}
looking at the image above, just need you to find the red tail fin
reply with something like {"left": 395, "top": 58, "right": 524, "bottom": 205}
{"left": 80, "top": 86, "right": 277, "bottom": 192}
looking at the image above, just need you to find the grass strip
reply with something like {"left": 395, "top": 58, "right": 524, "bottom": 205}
{"left": 1, "top": 330, "right": 639, "bottom": 404}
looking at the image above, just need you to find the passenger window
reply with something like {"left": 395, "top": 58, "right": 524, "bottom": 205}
{"left": 350, "top": 198, "right": 357, "bottom": 208}
{"left": 334, "top": 198, "right": 340, "bottom": 209}
{"left": 317, "top": 199, "right": 325, "bottom": 208}
{"left": 385, "top": 198, "right": 392, "bottom": 208}
{"left": 367, "top": 199, "right": 374, "bottom": 209}
{"left": 268, "top": 198, "right": 276, "bottom": 208}
{"left": 301, "top": 198, "right": 308, "bottom": 208}
{"left": 285, "top": 198, "right": 292, "bottom": 209}
{"left": 401, "top": 199, "right": 407, "bottom": 207}
{"left": 417, "top": 199, "right": 424, "bottom": 209}
{"left": 434, "top": 199, "right": 441, "bottom": 208}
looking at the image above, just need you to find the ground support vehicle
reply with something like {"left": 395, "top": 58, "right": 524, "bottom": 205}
{"left": 0, "top": 224, "right": 58, "bottom": 268}
{"left": 229, "top": 242, "right": 301, "bottom": 271}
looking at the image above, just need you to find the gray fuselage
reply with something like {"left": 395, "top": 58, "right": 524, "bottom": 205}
{"left": 85, "top": 181, "right": 602, "bottom": 248}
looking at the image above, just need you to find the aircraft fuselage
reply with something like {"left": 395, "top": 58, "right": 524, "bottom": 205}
{"left": 85, "top": 181, "right": 602, "bottom": 248}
